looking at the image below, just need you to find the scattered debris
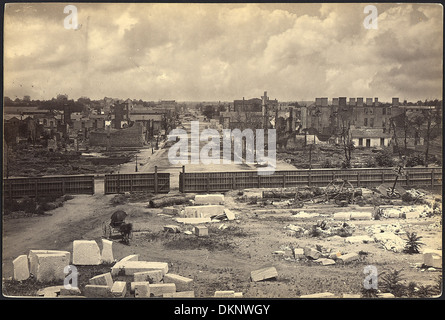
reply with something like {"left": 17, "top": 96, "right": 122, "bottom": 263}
{"left": 250, "top": 267, "right": 278, "bottom": 282}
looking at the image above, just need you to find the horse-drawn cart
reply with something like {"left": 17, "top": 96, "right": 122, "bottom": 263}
{"left": 102, "top": 210, "right": 133, "bottom": 244}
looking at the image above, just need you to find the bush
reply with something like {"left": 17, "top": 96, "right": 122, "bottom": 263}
{"left": 375, "top": 149, "right": 395, "bottom": 167}
{"left": 406, "top": 154, "right": 424, "bottom": 167}
{"left": 403, "top": 232, "right": 424, "bottom": 254}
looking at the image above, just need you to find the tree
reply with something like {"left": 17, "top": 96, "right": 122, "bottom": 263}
{"left": 422, "top": 107, "right": 442, "bottom": 167}
{"left": 339, "top": 119, "right": 354, "bottom": 168}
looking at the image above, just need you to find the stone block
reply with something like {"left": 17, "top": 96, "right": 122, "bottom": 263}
{"left": 134, "top": 282, "right": 150, "bottom": 298}
{"left": 250, "top": 267, "right": 278, "bottom": 282}
{"left": 164, "top": 225, "right": 181, "bottom": 233}
{"left": 184, "top": 205, "right": 224, "bottom": 218}
{"left": 130, "top": 281, "right": 150, "bottom": 293}
{"left": 163, "top": 291, "right": 195, "bottom": 298}
{"left": 342, "top": 293, "right": 361, "bottom": 298}
{"left": 224, "top": 209, "right": 236, "bottom": 220}
{"left": 423, "top": 250, "right": 442, "bottom": 268}
{"left": 345, "top": 235, "right": 374, "bottom": 244}
{"left": 175, "top": 217, "right": 212, "bottom": 224}
{"left": 214, "top": 290, "right": 235, "bottom": 297}
{"left": 111, "top": 281, "right": 127, "bottom": 297}
{"left": 13, "top": 255, "right": 30, "bottom": 281}
{"left": 34, "top": 253, "right": 70, "bottom": 282}
{"left": 163, "top": 207, "right": 181, "bottom": 215}
{"left": 194, "top": 225, "right": 208, "bottom": 237}
{"left": 101, "top": 239, "right": 114, "bottom": 264}
{"left": 314, "top": 258, "right": 336, "bottom": 266}
{"left": 234, "top": 292, "right": 243, "bottom": 298}
{"left": 337, "top": 252, "right": 360, "bottom": 264}
{"left": 134, "top": 270, "right": 164, "bottom": 283}
{"left": 72, "top": 240, "right": 101, "bottom": 265}
{"left": 300, "top": 292, "right": 335, "bottom": 298}
{"left": 333, "top": 212, "right": 351, "bottom": 220}
{"left": 59, "top": 287, "right": 82, "bottom": 296}
{"left": 304, "top": 247, "right": 321, "bottom": 260}
{"left": 28, "top": 250, "right": 71, "bottom": 276}
{"left": 350, "top": 211, "right": 373, "bottom": 220}
{"left": 111, "top": 261, "right": 169, "bottom": 276}
{"left": 293, "top": 248, "right": 305, "bottom": 259}
{"left": 89, "top": 272, "right": 113, "bottom": 288}
{"left": 194, "top": 194, "right": 224, "bottom": 205}
{"left": 149, "top": 283, "right": 176, "bottom": 297}
{"left": 163, "top": 273, "right": 193, "bottom": 291}
{"left": 37, "top": 285, "right": 65, "bottom": 297}
{"left": 377, "top": 293, "right": 395, "bottom": 298}
{"left": 84, "top": 285, "right": 111, "bottom": 298}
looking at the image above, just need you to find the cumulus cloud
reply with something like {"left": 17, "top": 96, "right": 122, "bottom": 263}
{"left": 4, "top": 3, "right": 443, "bottom": 102}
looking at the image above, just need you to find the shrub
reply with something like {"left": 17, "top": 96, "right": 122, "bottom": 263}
{"left": 375, "top": 149, "right": 395, "bottom": 167}
{"left": 379, "top": 268, "right": 405, "bottom": 297}
{"left": 405, "top": 154, "right": 424, "bottom": 167}
{"left": 403, "top": 232, "right": 424, "bottom": 254}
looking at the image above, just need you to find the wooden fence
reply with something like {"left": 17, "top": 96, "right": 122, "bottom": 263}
{"left": 104, "top": 169, "right": 170, "bottom": 194}
{"left": 179, "top": 167, "right": 442, "bottom": 193}
{"left": 3, "top": 174, "right": 95, "bottom": 199}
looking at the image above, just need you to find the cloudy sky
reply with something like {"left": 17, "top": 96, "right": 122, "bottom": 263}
{"left": 4, "top": 3, "right": 443, "bottom": 102}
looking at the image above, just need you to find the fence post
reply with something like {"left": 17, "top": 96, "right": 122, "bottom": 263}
{"left": 154, "top": 166, "right": 158, "bottom": 194}
{"left": 282, "top": 175, "right": 286, "bottom": 188}
{"left": 206, "top": 174, "right": 210, "bottom": 193}
{"left": 357, "top": 172, "right": 361, "bottom": 187}
{"left": 232, "top": 175, "right": 236, "bottom": 190}
{"left": 34, "top": 180, "right": 38, "bottom": 200}
{"left": 62, "top": 179, "right": 66, "bottom": 195}
{"left": 180, "top": 166, "right": 185, "bottom": 193}
{"left": 258, "top": 175, "right": 261, "bottom": 188}
{"left": 382, "top": 172, "right": 385, "bottom": 183}
{"left": 431, "top": 169, "right": 434, "bottom": 188}
{"left": 308, "top": 170, "right": 311, "bottom": 186}
{"left": 9, "top": 179, "right": 13, "bottom": 202}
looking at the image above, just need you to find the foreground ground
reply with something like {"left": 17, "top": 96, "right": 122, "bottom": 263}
{"left": 2, "top": 187, "right": 442, "bottom": 298}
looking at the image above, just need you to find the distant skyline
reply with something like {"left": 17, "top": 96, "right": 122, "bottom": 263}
{"left": 4, "top": 3, "right": 443, "bottom": 102}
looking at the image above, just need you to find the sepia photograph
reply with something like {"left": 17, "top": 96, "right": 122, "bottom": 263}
{"left": 1, "top": 2, "right": 443, "bottom": 307}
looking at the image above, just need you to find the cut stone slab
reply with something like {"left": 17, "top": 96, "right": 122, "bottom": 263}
{"left": 89, "top": 272, "right": 113, "bottom": 288}
{"left": 84, "top": 284, "right": 111, "bottom": 298}
{"left": 37, "top": 285, "right": 65, "bottom": 296}
{"left": 337, "top": 252, "right": 360, "bottom": 264}
{"left": 134, "top": 282, "right": 150, "bottom": 298}
{"left": 250, "top": 267, "right": 278, "bottom": 282}
{"left": 350, "top": 211, "right": 373, "bottom": 220}
{"left": 163, "top": 207, "right": 181, "bottom": 215}
{"left": 234, "top": 292, "right": 243, "bottom": 298}
{"left": 345, "top": 235, "right": 374, "bottom": 244}
{"left": 175, "top": 217, "right": 212, "bottom": 224}
{"left": 134, "top": 270, "right": 164, "bottom": 283}
{"left": 111, "top": 261, "right": 169, "bottom": 276}
{"left": 111, "top": 281, "right": 127, "bottom": 298}
{"left": 194, "top": 194, "right": 224, "bottom": 205}
{"left": 304, "top": 247, "right": 321, "bottom": 260}
{"left": 333, "top": 212, "right": 351, "bottom": 220}
{"left": 119, "top": 254, "right": 139, "bottom": 263}
{"left": 224, "top": 209, "right": 236, "bottom": 220}
{"left": 300, "top": 292, "right": 336, "bottom": 298}
{"left": 130, "top": 281, "right": 150, "bottom": 293}
{"left": 293, "top": 248, "right": 305, "bottom": 259}
{"left": 342, "top": 293, "right": 361, "bottom": 298}
{"left": 59, "top": 287, "right": 82, "bottom": 296}
{"left": 72, "top": 240, "right": 101, "bottom": 265}
{"left": 314, "top": 258, "right": 336, "bottom": 266}
{"left": 13, "top": 255, "right": 30, "bottom": 281}
{"left": 214, "top": 290, "right": 235, "bottom": 297}
{"left": 423, "top": 249, "right": 442, "bottom": 268}
{"left": 28, "top": 250, "right": 71, "bottom": 276}
{"left": 164, "top": 225, "right": 181, "bottom": 233}
{"left": 163, "top": 273, "right": 193, "bottom": 291}
{"left": 184, "top": 205, "right": 225, "bottom": 218}
{"left": 101, "top": 239, "right": 114, "bottom": 264}
{"left": 163, "top": 291, "right": 195, "bottom": 298}
{"left": 149, "top": 283, "right": 176, "bottom": 297}
{"left": 377, "top": 293, "right": 395, "bottom": 298}
{"left": 194, "top": 225, "right": 208, "bottom": 237}
{"left": 34, "top": 253, "right": 70, "bottom": 282}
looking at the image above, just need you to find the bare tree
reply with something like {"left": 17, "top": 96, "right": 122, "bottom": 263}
{"left": 339, "top": 119, "right": 354, "bottom": 168}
